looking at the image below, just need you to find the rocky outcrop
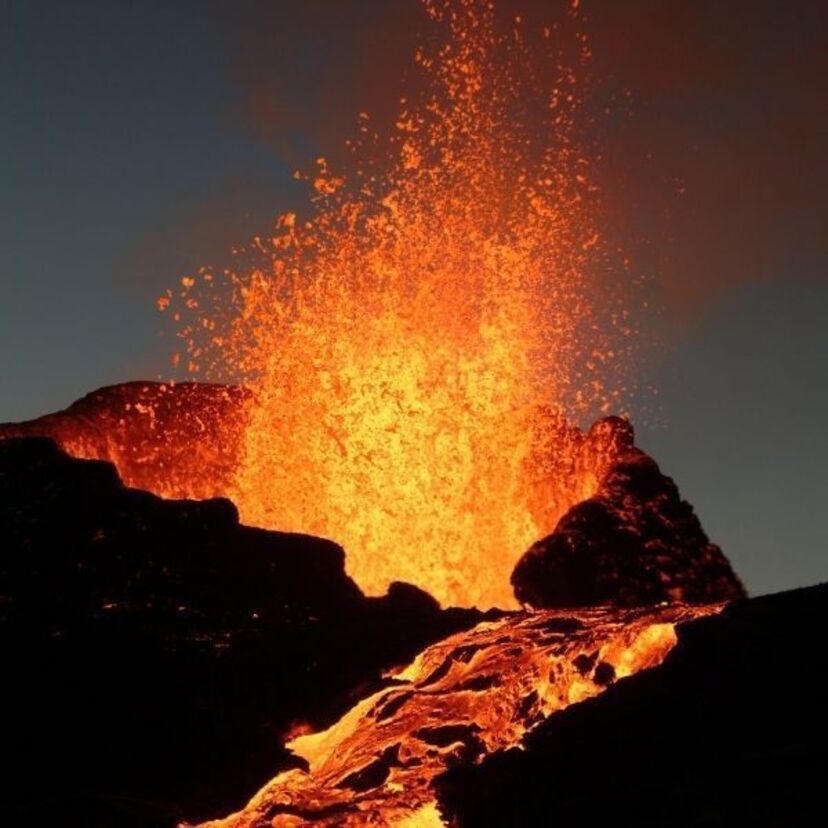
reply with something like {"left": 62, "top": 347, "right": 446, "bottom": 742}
{"left": 436, "top": 582, "right": 828, "bottom": 826}
{"left": 0, "top": 437, "right": 488, "bottom": 827}
{"left": 0, "top": 381, "right": 248, "bottom": 498}
{"left": 512, "top": 418, "right": 745, "bottom": 608}
{"left": 1, "top": 388, "right": 754, "bottom": 825}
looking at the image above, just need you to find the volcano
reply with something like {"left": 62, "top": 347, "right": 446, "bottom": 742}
{"left": 2, "top": 1, "right": 824, "bottom": 825}
{"left": 1, "top": 381, "right": 745, "bottom": 611}
{"left": 2, "top": 383, "right": 817, "bottom": 827}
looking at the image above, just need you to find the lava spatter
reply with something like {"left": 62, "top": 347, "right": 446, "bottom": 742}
{"left": 165, "top": 0, "right": 635, "bottom": 607}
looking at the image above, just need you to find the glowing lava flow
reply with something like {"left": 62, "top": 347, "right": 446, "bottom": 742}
{"left": 164, "top": 0, "right": 634, "bottom": 608}
{"left": 195, "top": 603, "right": 719, "bottom": 827}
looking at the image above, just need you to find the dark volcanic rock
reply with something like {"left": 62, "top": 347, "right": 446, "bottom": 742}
{"left": 436, "top": 583, "right": 828, "bottom": 827}
{"left": 513, "top": 420, "right": 745, "bottom": 608}
{"left": 0, "top": 437, "right": 486, "bottom": 827}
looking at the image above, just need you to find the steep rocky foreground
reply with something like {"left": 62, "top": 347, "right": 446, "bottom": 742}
{"left": 0, "top": 438, "right": 488, "bottom": 826}
{"left": 437, "top": 582, "right": 828, "bottom": 826}
{"left": 0, "top": 388, "right": 810, "bottom": 827}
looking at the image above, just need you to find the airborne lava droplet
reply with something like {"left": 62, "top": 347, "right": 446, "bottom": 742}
{"left": 167, "top": 0, "right": 636, "bottom": 608}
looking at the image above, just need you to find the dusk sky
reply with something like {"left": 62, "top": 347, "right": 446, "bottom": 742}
{"left": 2, "top": 0, "right": 826, "bottom": 596}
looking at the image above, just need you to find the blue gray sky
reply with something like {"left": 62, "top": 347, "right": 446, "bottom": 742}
{"left": 2, "top": 0, "right": 826, "bottom": 595}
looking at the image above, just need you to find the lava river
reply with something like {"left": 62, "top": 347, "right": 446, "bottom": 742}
{"left": 196, "top": 602, "right": 719, "bottom": 827}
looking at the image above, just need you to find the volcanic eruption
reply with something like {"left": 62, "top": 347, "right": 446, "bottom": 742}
{"left": 2, "top": 2, "right": 818, "bottom": 827}
{"left": 154, "top": 0, "right": 641, "bottom": 609}
{"left": 8, "top": 0, "right": 627, "bottom": 610}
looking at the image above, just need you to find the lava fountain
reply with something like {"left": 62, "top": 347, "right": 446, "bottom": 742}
{"left": 164, "top": 0, "right": 633, "bottom": 608}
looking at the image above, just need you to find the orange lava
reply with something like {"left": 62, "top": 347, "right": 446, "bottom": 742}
{"left": 194, "top": 602, "right": 720, "bottom": 827}
{"left": 43, "top": 383, "right": 248, "bottom": 500}
{"left": 164, "top": 0, "right": 632, "bottom": 608}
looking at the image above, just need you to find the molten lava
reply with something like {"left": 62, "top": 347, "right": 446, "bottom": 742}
{"left": 195, "top": 602, "right": 719, "bottom": 827}
{"left": 160, "top": 0, "right": 633, "bottom": 607}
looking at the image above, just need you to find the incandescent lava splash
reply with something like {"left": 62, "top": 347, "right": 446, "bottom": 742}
{"left": 161, "top": 0, "right": 635, "bottom": 608}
